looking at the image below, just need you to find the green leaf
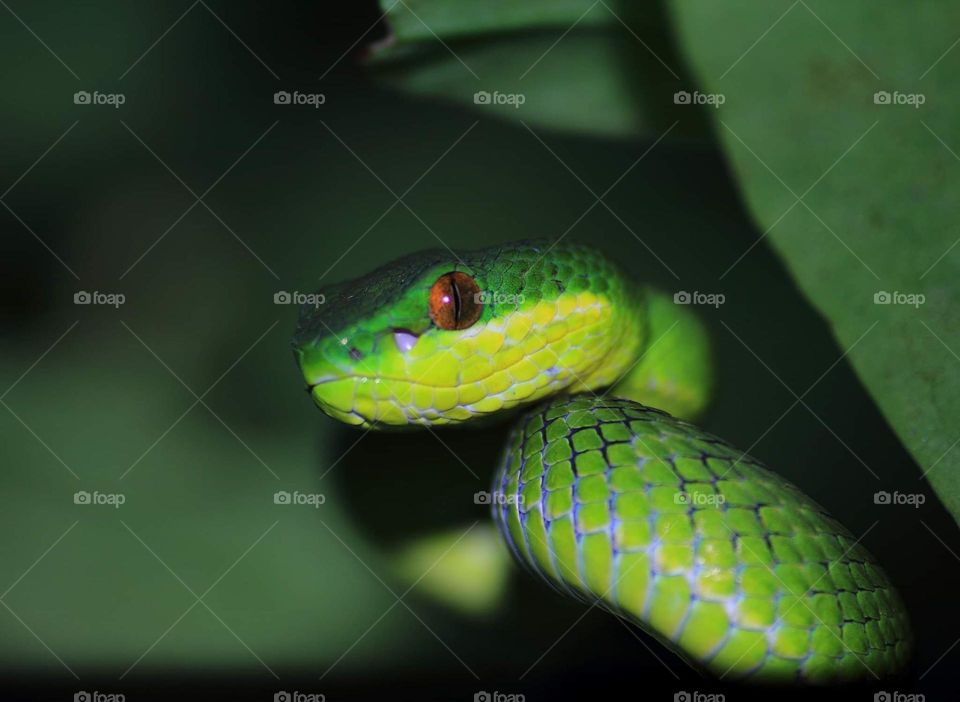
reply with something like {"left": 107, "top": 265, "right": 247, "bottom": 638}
{"left": 382, "top": 0, "right": 611, "bottom": 43}
{"left": 390, "top": 524, "right": 511, "bottom": 616}
{"left": 372, "top": 1, "right": 704, "bottom": 138}
{"left": 0, "top": 337, "right": 413, "bottom": 668}
{"left": 669, "top": 0, "right": 960, "bottom": 522}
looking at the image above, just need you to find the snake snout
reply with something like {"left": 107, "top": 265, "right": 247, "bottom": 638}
{"left": 295, "top": 345, "right": 345, "bottom": 387}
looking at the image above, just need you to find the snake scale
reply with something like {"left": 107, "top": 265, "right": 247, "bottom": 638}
{"left": 293, "top": 241, "right": 911, "bottom": 683}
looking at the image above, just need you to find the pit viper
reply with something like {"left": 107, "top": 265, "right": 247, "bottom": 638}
{"left": 292, "top": 241, "right": 911, "bottom": 683}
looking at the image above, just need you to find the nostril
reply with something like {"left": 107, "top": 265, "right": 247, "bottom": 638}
{"left": 349, "top": 347, "right": 363, "bottom": 361}
{"left": 393, "top": 329, "right": 419, "bottom": 354}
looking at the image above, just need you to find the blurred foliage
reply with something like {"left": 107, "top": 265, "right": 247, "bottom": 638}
{"left": 669, "top": 0, "right": 960, "bottom": 524}
{"left": 372, "top": 1, "right": 709, "bottom": 138}
{"left": 390, "top": 524, "right": 511, "bottom": 615}
{"left": 382, "top": 0, "right": 611, "bottom": 41}
{"left": 372, "top": 0, "right": 960, "bottom": 525}
{"left": 1, "top": 0, "right": 958, "bottom": 694}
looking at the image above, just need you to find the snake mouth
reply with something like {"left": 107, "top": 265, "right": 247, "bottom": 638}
{"left": 299, "top": 328, "right": 423, "bottom": 394}
{"left": 305, "top": 374, "right": 420, "bottom": 427}
{"left": 305, "top": 375, "right": 344, "bottom": 390}
{"left": 307, "top": 373, "right": 458, "bottom": 395}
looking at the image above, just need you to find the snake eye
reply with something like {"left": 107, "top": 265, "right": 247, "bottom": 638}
{"left": 429, "top": 272, "right": 482, "bottom": 330}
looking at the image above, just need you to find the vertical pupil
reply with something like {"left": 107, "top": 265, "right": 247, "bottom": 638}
{"left": 449, "top": 276, "right": 462, "bottom": 323}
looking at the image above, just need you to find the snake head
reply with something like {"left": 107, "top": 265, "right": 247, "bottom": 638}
{"left": 293, "top": 248, "right": 498, "bottom": 427}
{"left": 292, "top": 242, "right": 646, "bottom": 428}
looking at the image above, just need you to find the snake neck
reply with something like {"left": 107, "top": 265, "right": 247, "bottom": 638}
{"left": 571, "top": 284, "right": 713, "bottom": 421}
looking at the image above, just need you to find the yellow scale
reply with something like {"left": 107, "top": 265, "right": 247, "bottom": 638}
{"left": 313, "top": 291, "right": 644, "bottom": 426}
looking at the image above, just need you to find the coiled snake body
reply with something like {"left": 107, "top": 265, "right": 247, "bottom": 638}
{"left": 293, "top": 241, "right": 910, "bottom": 683}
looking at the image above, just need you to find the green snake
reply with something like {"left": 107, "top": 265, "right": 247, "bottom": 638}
{"left": 292, "top": 240, "right": 911, "bottom": 683}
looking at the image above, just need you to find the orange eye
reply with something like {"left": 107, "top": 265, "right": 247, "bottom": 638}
{"left": 429, "top": 272, "right": 482, "bottom": 330}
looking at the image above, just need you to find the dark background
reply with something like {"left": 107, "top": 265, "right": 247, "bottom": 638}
{"left": 1, "top": 2, "right": 957, "bottom": 700}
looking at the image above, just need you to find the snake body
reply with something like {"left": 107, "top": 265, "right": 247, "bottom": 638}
{"left": 293, "top": 241, "right": 911, "bottom": 683}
